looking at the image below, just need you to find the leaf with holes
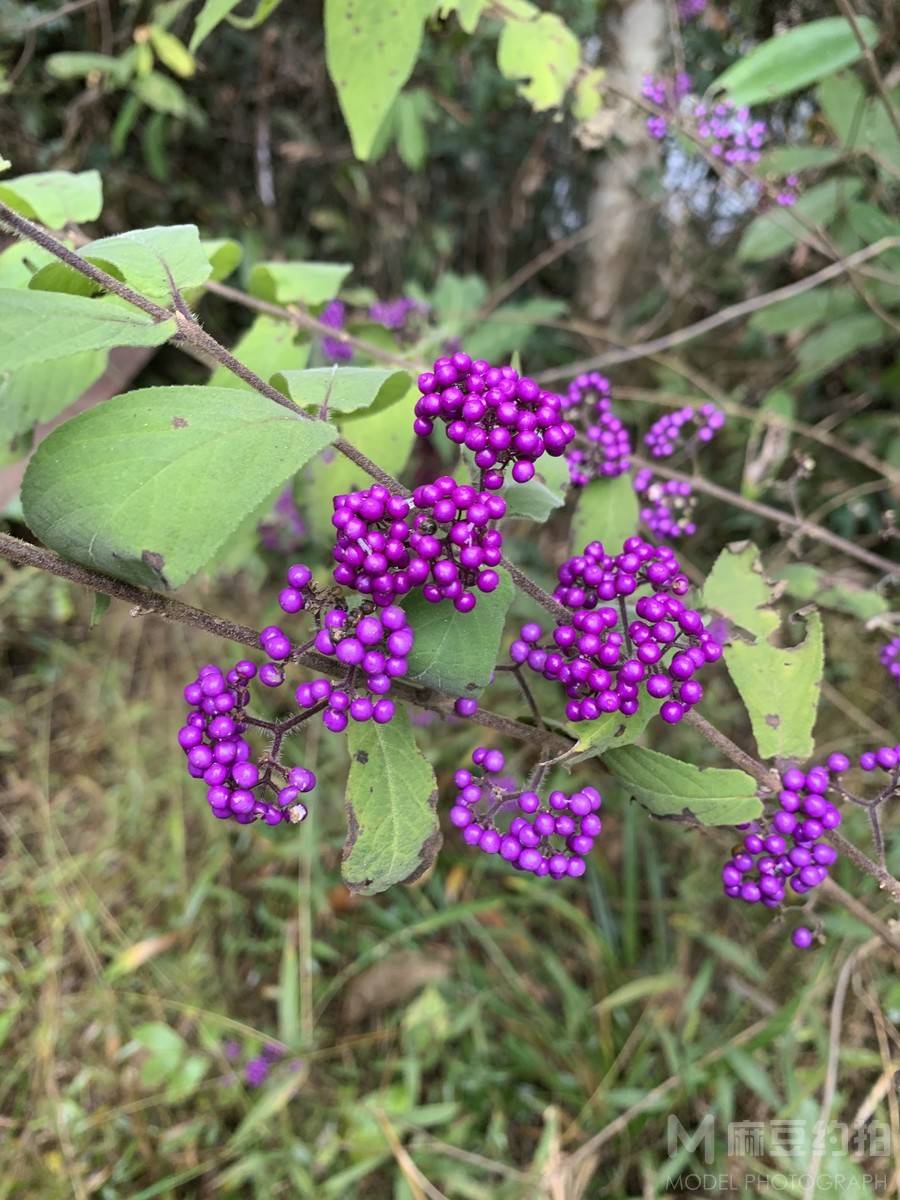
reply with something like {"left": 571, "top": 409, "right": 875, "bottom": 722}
{"left": 22, "top": 386, "right": 336, "bottom": 589}
{"left": 703, "top": 542, "right": 824, "bottom": 760}
{"left": 343, "top": 706, "right": 440, "bottom": 895}
{"left": 402, "top": 569, "right": 514, "bottom": 697}
{"left": 0, "top": 290, "right": 174, "bottom": 371}
{"left": 605, "top": 745, "right": 761, "bottom": 825}
{"left": 324, "top": 0, "right": 432, "bottom": 160}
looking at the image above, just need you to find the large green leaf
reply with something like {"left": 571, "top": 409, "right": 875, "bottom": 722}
{"left": 0, "top": 169, "right": 102, "bottom": 227}
{"left": 604, "top": 745, "right": 762, "bottom": 826}
{"left": 570, "top": 473, "right": 639, "bottom": 554}
{"left": 209, "top": 316, "right": 310, "bottom": 391}
{"left": 22, "top": 386, "right": 336, "bottom": 589}
{"left": 324, "top": 0, "right": 431, "bottom": 160}
{"left": 403, "top": 569, "right": 514, "bottom": 697}
{"left": 274, "top": 366, "right": 411, "bottom": 416}
{"left": 496, "top": 10, "right": 580, "bottom": 112}
{"left": 703, "top": 542, "right": 824, "bottom": 761}
{"left": 737, "top": 177, "right": 863, "bottom": 263}
{"left": 29, "top": 225, "right": 212, "bottom": 300}
{"left": 249, "top": 260, "right": 352, "bottom": 306}
{"left": 713, "top": 17, "right": 879, "bottom": 106}
{"left": 790, "top": 311, "right": 890, "bottom": 384}
{"left": 342, "top": 705, "right": 440, "bottom": 895}
{"left": 816, "top": 74, "right": 867, "bottom": 146}
{"left": 0, "top": 351, "right": 107, "bottom": 444}
{"left": 0, "top": 290, "right": 175, "bottom": 370}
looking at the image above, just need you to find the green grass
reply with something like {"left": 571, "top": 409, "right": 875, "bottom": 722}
{"left": 0, "top": 570, "right": 896, "bottom": 1199}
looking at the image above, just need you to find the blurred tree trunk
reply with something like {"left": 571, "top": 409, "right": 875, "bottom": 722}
{"left": 580, "top": 0, "right": 667, "bottom": 322}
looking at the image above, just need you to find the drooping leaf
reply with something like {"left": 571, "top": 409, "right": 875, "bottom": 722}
{"left": 210, "top": 316, "right": 309, "bottom": 391}
{"left": 249, "top": 260, "right": 352, "bottom": 306}
{"left": 703, "top": 542, "right": 824, "bottom": 760}
{"left": 503, "top": 454, "right": 569, "bottom": 522}
{"left": 343, "top": 705, "right": 440, "bottom": 895}
{"left": 713, "top": 17, "right": 879, "bottom": 106}
{"left": 0, "top": 290, "right": 174, "bottom": 370}
{"left": 403, "top": 569, "right": 514, "bottom": 696}
{"left": 738, "top": 177, "right": 863, "bottom": 263}
{"left": 604, "top": 745, "right": 762, "bottom": 825}
{"left": 0, "top": 350, "right": 107, "bottom": 443}
{"left": 21, "top": 386, "right": 336, "bottom": 589}
{"left": 0, "top": 169, "right": 103, "bottom": 228}
{"left": 570, "top": 473, "right": 640, "bottom": 554}
{"left": 773, "top": 563, "right": 890, "bottom": 622}
{"left": 274, "top": 366, "right": 411, "bottom": 416}
{"left": 324, "top": 0, "right": 432, "bottom": 160}
{"left": 189, "top": 0, "right": 242, "bottom": 51}
{"left": 29, "top": 224, "right": 212, "bottom": 300}
{"left": 496, "top": 11, "right": 580, "bottom": 112}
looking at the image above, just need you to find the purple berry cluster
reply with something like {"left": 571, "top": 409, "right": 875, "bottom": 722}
{"left": 644, "top": 403, "right": 725, "bottom": 459}
{"left": 859, "top": 742, "right": 900, "bottom": 773}
{"left": 297, "top": 603, "right": 414, "bottom": 731}
{"left": 634, "top": 469, "right": 697, "bottom": 540}
{"left": 369, "top": 295, "right": 428, "bottom": 334}
{"left": 449, "top": 748, "right": 601, "bottom": 879}
{"left": 563, "top": 371, "right": 632, "bottom": 486}
{"left": 414, "top": 353, "right": 576, "bottom": 489}
{"left": 510, "top": 538, "right": 721, "bottom": 725}
{"left": 722, "top": 759, "right": 844, "bottom": 940}
{"left": 331, "top": 479, "right": 504, "bottom": 611}
{"left": 880, "top": 636, "right": 900, "bottom": 689}
{"left": 178, "top": 662, "right": 317, "bottom": 827}
{"left": 642, "top": 76, "right": 800, "bottom": 206}
{"left": 677, "top": 0, "right": 705, "bottom": 18}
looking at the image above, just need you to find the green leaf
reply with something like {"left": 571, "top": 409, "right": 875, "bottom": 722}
{"left": 438, "top": 0, "right": 489, "bottom": 33}
{"left": 748, "top": 285, "right": 858, "bottom": 335}
{"left": 428, "top": 272, "right": 487, "bottom": 325}
{"left": 147, "top": 27, "right": 196, "bottom": 77}
{"left": 302, "top": 389, "right": 417, "bottom": 546}
{"left": 703, "top": 542, "right": 824, "bottom": 760}
{"left": 133, "top": 72, "right": 189, "bottom": 117}
{"left": 29, "top": 224, "right": 212, "bottom": 300}
{"left": 773, "top": 563, "right": 889, "bottom": 622}
{"left": 0, "top": 169, "right": 102, "bottom": 228}
{"left": 503, "top": 454, "right": 569, "bottom": 522}
{"left": 0, "top": 289, "right": 174, "bottom": 370}
{"left": 21, "top": 386, "right": 336, "bottom": 589}
{"left": 464, "top": 297, "right": 566, "bottom": 362}
{"left": 249, "top": 260, "right": 352, "bottom": 306}
{"left": 202, "top": 238, "right": 243, "bottom": 282}
{"left": 566, "top": 703, "right": 654, "bottom": 761}
{"left": 45, "top": 52, "right": 128, "bottom": 82}
{"left": 713, "top": 17, "right": 879, "bottom": 106}
{"left": 573, "top": 67, "right": 605, "bottom": 121}
{"left": 790, "top": 311, "right": 890, "bottom": 384}
{"left": 497, "top": 11, "right": 580, "bottom": 112}
{"left": 403, "top": 569, "right": 514, "bottom": 696}
{"left": 816, "top": 73, "right": 867, "bottom": 146}
{"left": 210, "top": 316, "right": 309, "bottom": 391}
{"left": 755, "top": 145, "right": 843, "bottom": 175}
{"left": 343, "top": 705, "right": 441, "bottom": 895}
{"left": 324, "top": 0, "right": 431, "bottom": 160}
{"left": 738, "top": 177, "right": 863, "bottom": 263}
{"left": 189, "top": 0, "right": 241, "bottom": 51}
{"left": 570, "top": 473, "right": 639, "bottom": 554}
{"left": 274, "top": 366, "right": 411, "bottom": 416}
{"left": 227, "top": 0, "right": 283, "bottom": 30}
{"left": 604, "top": 745, "right": 762, "bottom": 826}
{"left": 133, "top": 1021, "right": 185, "bottom": 1087}
{"left": 90, "top": 593, "right": 111, "bottom": 627}
{"left": 392, "top": 89, "right": 433, "bottom": 171}
{"left": 0, "top": 350, "right": 107, "bottom": 442}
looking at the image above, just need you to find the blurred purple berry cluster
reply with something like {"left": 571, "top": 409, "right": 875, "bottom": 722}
{"left": 449, "top": 748, "right": 601, "bottom": 879}
{"left": 563, "top": 371, "right": 632, "bottom": 486}
{"left": 634, "top": 471, "right": 697, "bottom": 540}
{"left": 319, "top": 299, "right": 352, "bottom": 363}
{"left": 880, "top": 636, "right": 900, "bottom": 689}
